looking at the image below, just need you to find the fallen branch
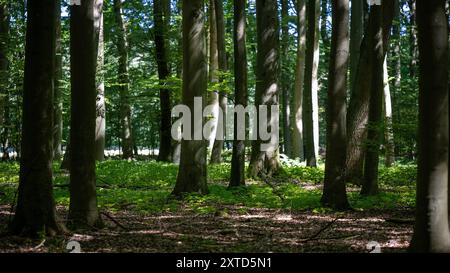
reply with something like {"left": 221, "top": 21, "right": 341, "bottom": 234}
{"left": 300, "top": 217, "right": 340, "bottom": 243}
{"left": 33, "top": 239, "right": 46, "bottom": 250}
{"left": 101, "top": 212, "right": 129, "bottom": 231}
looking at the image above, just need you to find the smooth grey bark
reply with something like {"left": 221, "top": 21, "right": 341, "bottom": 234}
{"left": 292, "top": 0, "right": 306, "bottom": 161}
{"left": 230, "top": 0, "right": 247, "bottom": 188}
{"left": 321, "top": 0, "right": 350, "bottom": 210}
{"left": 172, "top": 0, "right": 208, "bottom": 196}
{"left": 95, "top": 0, "right": 105, "bottom": 161}
{"left": 248, "top": 0, "right": 281, "bottom": 178}
{"left": 68, "top": 0, "right": 102, "bottom": 228}
{"left": 10, "top": 0, "right": 67, "bottom": 237}
{"left": 154, "top": 0, "right": 172, "bottom": 162}
{"left": 410, "top": 0, "right": 450, "bottom": 253}
{"left": 113, "top": 0, "right": 133, "bottom": 159}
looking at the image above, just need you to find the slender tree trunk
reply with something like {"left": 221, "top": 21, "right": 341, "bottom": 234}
{"left": 171, "top": 0, "right": 182, "bottom": 164}
{"left": 312, "top": 1, "right": 321, "bottom": 161}
{"left": 321, "top": 0, "right": 350, "bottom": 210}
{"left": 391, "top": 0, "right": 401, "bottom": 146}
{"left": 95, "top": 0, "right": 105, "bottom": 161}
{"left": 292, "top": 0, "right": 307, "bottom": 161}
{"left": 248, "top": 0, "right": 281, "bottom": 178}
{"left": 113, "top": 0, "right": 133, "bottom": 159}
{"left": 410, "top": 0, "right": 450, "bottom": 253}
{"left": 52, "top": 0, "right": 63, "bottom": 160}
{"left": 349, "top": 0, "right": 363, "bottom": 92}
{"left": 383, "top": 56, "right": 395, "bottom": 167}
{"left": 230, "top": 0, "right": 247, "bottom": 188}
{"left": 9, "top": 0, "right": 67, "bottom": 237}
{"left": 68, "top": 0, "right": 102, "bottom": 228}
{"left": 210, "top": 0, "right": 228, "bottom": 164}
{"left": 0, "top": 2, "right": 8, "bottom": 150}
{"left": 280, "top": 0, "right": 291, "bottom": 157}
{"left": 154, "top": 0, "right": 172, "bottom": 162}
{"left": 303, "top": 0, "right": 320, "bottom": 167}
{"left": 407, "top": 0, "right": 418, "bottom": 78}
{"left": 172, "top": 0, "right": 208, "bottom": 196}
{"left": 207, "top": 0, "right": 219, "bottom": 154}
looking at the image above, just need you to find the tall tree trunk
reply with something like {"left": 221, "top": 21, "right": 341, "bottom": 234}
{"left": 346, "top": 1, "right": 394, "bottom": 185}
{"left": 292, "top": 0, "right": 307, "bottom": 161}
{"left": 280, "top": 0, "right": 291, "bottom": 157}
{"left": 248, "top": 0, "right": 281, "bottom": 178}
{"left": 154, "top": 0, "right": 172, "bottom": 162}
{"left": 113, "top": 0, "right": 133, "bottom": 159}
{"left": 95, "top": 0, "right": 105, "bottom": 161}
{"left": 349, "top": 0, "right": 364, "bottom": 92}
{"left": 383, "top": 56, "right": 395, "bottom": 167}
{"left": 391, "top": 0, "right": 401, "bottom": 144}
{"left": 207, "top": 0, "right": 219, "bottom": 154}
{"left": 9, "top": 0, "right": 67, "bottom": 237}
{"left": 303, "top": 0, "right": 320, "bottom": 167}
{"left": 171, "top": 0, "right": 182, "bottom": 164}
{"left": 321, "top": 0, "right": 350, "bottom": 210}
{"left": 210, "top": 0, "right": 228, "bottom": 164}
{"left": 407, "top": 0, "right": 418, "bottom": 77}
{"left": 410, "top": 0, "right": 450, "bottom": 253}
{"left": 230, "top": 0, "right": 248, "bottom": 188}
{"left": 53, "top": 0, "right": 63, "bottom": 160}
{"left": 68, "top": 0, "right": 102, "bottom": 228}
{"left": 172, "top": 0, "right": 208, "bottom": 196}
{"left": 0, "top": 1, "right": 9, "bottom": 161}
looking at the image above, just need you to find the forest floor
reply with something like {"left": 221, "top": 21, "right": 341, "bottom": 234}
{"left": 0, "top": 159, "right": 417, "bottom": 253}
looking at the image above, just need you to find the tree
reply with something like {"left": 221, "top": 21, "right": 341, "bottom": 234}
{"left": 9, "top": 0, "right": 67, "bottom": 237}
{"left": 68, "top": 0, "right": 102, "bottom": 228}
{"left": 280, "top": 0, "right": 291, "bottom": 157}
{"left": 248, "top": 0, "right": 281, "bottom": 178}
{"left": 154, "top": 0, "right": 172, "bottom": 162}
{"left": 0, "top": 0, "right": 9, "bottom": 161}
{"left": 53, "top": 0, "right": 63, "bottom": 159}
{"left": 95, "top": 0, "right": 106, "bottom": 161}
{"left": 210, "top": 0, "right": 228, "bottom": 164}
{"left": 349, "top": 0, "right": 364, "bottom": 91}
{"left": 321, "top": 0, "right": 350, "bottom": 209}
{"left": 383, "top": 56, "right": 395, "bottom": 167}
{"left": 229, "top": 0, "right": 247, "bottom": 188}
{"left": 407, "top": 0, "right": 418, "bottom": 77}
{"left": 292, "top": 0, "right": 307, "bottom": 161}
{"left": 410, "top": 0, "right": 450, "bottom": 253}
{"left": 172, "top": 0, "right": 208, "bottom": 196}
{"left": 113, "top": 0, "right": 134, "bottom": 159}
{"left": 303, "top": 0, "right": 320, "bottom": 167}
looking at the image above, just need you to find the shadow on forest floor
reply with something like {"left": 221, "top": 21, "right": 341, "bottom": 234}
{"left": 0, "top": 205, "right": 413, "bottom": 253}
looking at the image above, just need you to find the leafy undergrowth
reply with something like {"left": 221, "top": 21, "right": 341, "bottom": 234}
{"left": 0, "top": 160, "right": 417, "bottom": 252}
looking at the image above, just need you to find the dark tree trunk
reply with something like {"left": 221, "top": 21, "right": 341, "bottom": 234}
{"left": 248, "top": 0, "right": 281, "bottom": 178}
{"left": 229, "top": 0, "right": 247, "bottom": 188}
{"left": 53, "top": 0, "right": 63, "bottom": 160}
{"left": 172, "top": 0, "right": 208, "bottom": 196}
{"left": 0, "top": 1, "right": 9, "bottom": 160}
{"left": 410, "top": 0, "right": 450, "bottom": 253}
{"left": 68, "top": 0, "right": 102, "bottom": 229}
{"left": 95, "top": 0, "right": 106, "bottom": 161}
{"left": 321, "top": 0, "right": 350, "bottom": 210}
{"left": 113, "top": 0, "right": 133, "bottom": 159}
{"left": 210, "top": 0, "right": 228, "bottom": 164}
{"left": 349, "top": 0, "right": 363, "bottom": 93}
{"left": 154, "top": 0, "right": 172, "bottom": 162}
{"left": 9, "top": 0, "right": 67, "bottom": 237}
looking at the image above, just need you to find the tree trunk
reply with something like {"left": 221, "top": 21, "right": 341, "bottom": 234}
{"left": 321, "top": 0, "right": 350, "bottom": 210}
{"left": 383, "top": 56, "right": 395, "bottom": 167}
{"left": 407, "top": 0, "right": 418, "bottom": 78}
{"left": 0, "top": 1, "right": 9, "bottom": 160}
{"left": 349, "top": 0, "right": 364, "bottom": 93}
{"left": 292, "top": 0, "right": 307, "bottom": 161}
{"left": 113, "top": 0, "right": 133, "bottom": 159}
{"left": 210, "top": 0, "right": 228, "bottom": 164}
{"left": 207, "top": 0, "right": 219, "bottom": 155}
{"left": 68, "top": 0, "right": 102, "bottom": 229}
{"left": 52, "top": 0, "right": 63, "bottom": 160}
{"left": 346, "top": 1, "right": 394, "bottom": 185}
{"left": 391, "top": 0, "right": 401, "bottom": 146}
{"left": 280, "top": 0, "right": 292, "bottom": 157}
{"left": 303, "top": 0, "right": 320, "bottom": 167}
{"left": 154, "top": 0, "right": 172, "bottom": 162}
{"left": 95, "top": 0, "right": 105, "bottom": 161}
{"left": 410, "top": 0, "right": 450, "bottom": 253}
{"left": 9, "top": 0, "right": 67, "bottom": 237}
{"left": 248, "top": 0, "right": 281, "bottom": 178}
{"left": 172, "top": 0, "right": 208, "bottom": 196}
{"left": 229, "top": 0, "right": 247, "bottom": 188}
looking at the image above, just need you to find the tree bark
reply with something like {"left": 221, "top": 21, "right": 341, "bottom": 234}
{"left": 410, "top": 0, "right": 450, "bottom": 253}
{"left": 210, "top": 0, "right": 228, "bottom": 164}
{"left": 230, "top": 0, "right": 247, "bottom": 188}
{"left": 349, "top": 0, "right": 363, "bottom": 93}
{"left": 303, "top": 0, "right": 320, "bottom": 167}
{"left": 321, "top": 0, "right": 350, "bottom": 210}
{"left": 154, "top": 0, "right": 172, "bottom": 162}
{"left": 0, "top": 1, "right": 9, "bottom": 160}
{"left": 9, "top": 0, "right": 67, "bottom": 237}
{"left": 248, "top": 0, "right": 281, "bottom": 178}
{"left": 172, "top": 0, "right": 208, "bottom": 196}
{"left": 95, "top": 0, "right": 105, "bottom": 161}
{"left": 383, "top": 56, "right": 395, "bottom": 167}
{"left": 292, "top": 0, "right": 307, "bottom": 161}
{"left": 207, "top": 0, "right": 219, "bottom": 154}
{"left": 68, "top": 0, "right": 102, "bottom": 229}
{"left": 113, "top": 0, "right": 133, "bottom": 159}
{"left": 407, "top": 0, "right": 418, "bottom": 78}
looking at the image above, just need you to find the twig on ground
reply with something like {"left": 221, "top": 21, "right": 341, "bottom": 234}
{"left": 33, "top": 239, "right": 46, "bottom": 250}
{"left": 101, "top": 212, "right": 129, "bottom": 231}
{"left": 300, "top": 217, "right": 340, "bottom": 243}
